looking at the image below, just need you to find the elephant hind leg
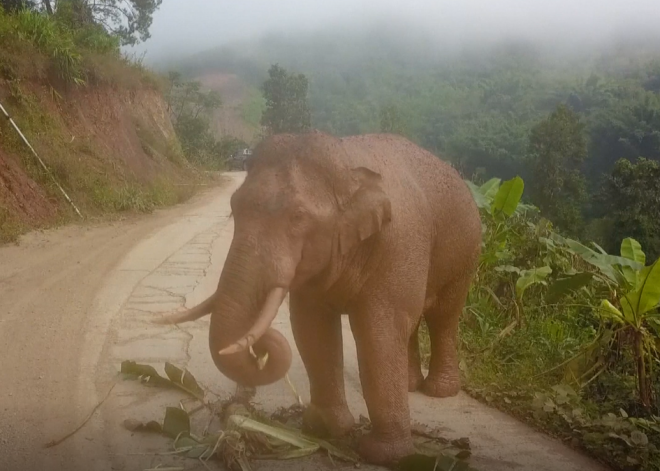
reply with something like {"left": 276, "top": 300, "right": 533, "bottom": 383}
{"left": 408, "top": 321, "right": 425, "bottom": 392}
{"left": 421, "top": 276, "right": 471, "bottom": 398}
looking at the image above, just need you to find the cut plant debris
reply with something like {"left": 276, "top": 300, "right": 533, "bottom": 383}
{"left": 121, "top": 360, "right": 478, "bottom": 471}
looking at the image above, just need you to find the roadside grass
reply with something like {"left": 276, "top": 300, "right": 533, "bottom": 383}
{"left": 419, "top": 176, "right": 660, "bottom": 471}
{"left": 0, "top": 7, "right": 164, "bottom": 91}
{"left": 0, "top": 206, "right": 24, "bottom": 244}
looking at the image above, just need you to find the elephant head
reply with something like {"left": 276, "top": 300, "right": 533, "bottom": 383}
{"left": 210, "top": 131, "right": 392, "bottom": 387}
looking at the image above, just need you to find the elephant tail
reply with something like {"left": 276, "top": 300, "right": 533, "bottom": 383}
{"left": 152, "top": 293, "right": 215, "bottom": 325}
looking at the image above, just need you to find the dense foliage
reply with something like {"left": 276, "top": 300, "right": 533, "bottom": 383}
{"left": 450, "top": 176, "right": 660, "bottom": 470}
{"left": 0, "top": 2, "right": 163, "bottom": 87}
{"left": 3, "top": 0, "right": 163, "bottom": 45}
{"left": 598, "top": 158, "right": 660, "bottom": 261}
{"left": 165, "top": 72, "right": 247, "bottom": 169}
{"left": 528, "top": 104, "right": 588, "bottom": 234}
{"left": 260, "top": 64, "right": 311, "bottom": 135}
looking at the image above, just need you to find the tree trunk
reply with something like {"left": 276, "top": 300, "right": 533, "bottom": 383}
{"left": 635, "top": 331, "right": 652, "bottom": 409}
{"left": 43, "top": 0, "right": 53, "bottom": 14}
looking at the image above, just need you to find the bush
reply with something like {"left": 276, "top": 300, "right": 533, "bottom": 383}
{"left": 0, "top": 7, "right": 154, "bottom": 88}
{"left": 432, "top": 176, "right": 660, "bottom": 470}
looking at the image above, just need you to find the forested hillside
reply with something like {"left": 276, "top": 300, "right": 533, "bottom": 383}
{"left": 167, "top": 23, "right": 660, "bottom": 260}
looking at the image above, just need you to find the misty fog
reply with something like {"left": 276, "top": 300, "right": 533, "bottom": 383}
{"left": 129, "top": 0, "right": 660, "bottom": 64}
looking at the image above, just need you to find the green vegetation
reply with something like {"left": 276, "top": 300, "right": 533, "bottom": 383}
{"left": 379, "top": 104, "right": 409, "bottom": 137}
{"left": 241, "top": 86, "right": 266, "bottom": 132}
{"left": 438, "top": 175, "right": 660, "bottom": 471}
{"left": 1, "top": 0, "right": 162, "bottom": 46}
{"left": 528, "top": 104, "right": 588, "bottom": 235}
{"left": 598, "top": 158, "right": 660, "bottom": 262}
{"left": 260, "top": 64, "right": 311, "bottom": 135}
{"left": 165, "top": 71, "right": 248, "bottom": 170}
{"left": 0, "top": 2, "right": 164, "bottom": 87}
{"left": 0, "top": 207, "right": 23, "bottom": 243}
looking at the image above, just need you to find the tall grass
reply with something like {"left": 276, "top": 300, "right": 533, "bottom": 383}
{"left": 1, "top": 8, "right": 83, "bottom": 83}
{"left": 0, "top": 7, "right": 142, "bottom": 87}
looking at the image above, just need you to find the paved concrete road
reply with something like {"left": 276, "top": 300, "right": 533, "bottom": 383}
{"left": 0, "top": 172, "right": 610, "bottom": 471}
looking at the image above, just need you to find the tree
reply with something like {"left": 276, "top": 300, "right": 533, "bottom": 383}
{"left": 45, "top": 0, "right": 162, "bottom": 46}
{"left": 599, "top": 158, "right": 660, "bottom": 260}
{"left": 165, "top": 73, "right": 225, "bottom": 167}
{"left": 260, "top": 64, "right": 311, "bottom": 135}
{"left": 379, "top": 104, "right": 408, "bottom": 137}
{"left": 527, "top": 104, "right": 588, "bottom": 234}
{"left": 586, "top": 91, "right": 660, "bottom": 181}
{"left": 167, "top": 76, "right": 222, "bottom": 122}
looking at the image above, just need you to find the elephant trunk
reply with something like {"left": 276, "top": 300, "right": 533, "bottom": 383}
{"left": 209, "top": 240, "right": 293, "bottom": 387}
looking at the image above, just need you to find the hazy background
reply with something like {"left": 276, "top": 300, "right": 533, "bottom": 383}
{"left": 129, "top": 0, "right": 660, "bottom": 63}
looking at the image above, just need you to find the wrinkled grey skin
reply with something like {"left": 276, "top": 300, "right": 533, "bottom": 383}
{"left": 155, "top": 130, "right": 482, "bottom": 466}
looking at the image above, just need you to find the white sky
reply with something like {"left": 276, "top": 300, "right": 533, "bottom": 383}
{"left": 128, "top": 0, "right": 660, "bottom": 63}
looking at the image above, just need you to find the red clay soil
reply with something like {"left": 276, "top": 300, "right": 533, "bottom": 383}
{"left": 0, "top": 146, "right": 58, "bottom": 226}
{"left": 0, "top": 77, "right": 190, "bottom": 236}
{"left": 47, "top": 86, "right": 181, "bottom": 184}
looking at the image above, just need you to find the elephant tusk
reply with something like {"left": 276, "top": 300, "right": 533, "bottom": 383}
{"left": 218, "top": 287, "right": 287, "bottom": 356}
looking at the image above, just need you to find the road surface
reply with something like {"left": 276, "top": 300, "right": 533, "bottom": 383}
{"left": 0, "top": 172, "right": 610, "bottom": 471}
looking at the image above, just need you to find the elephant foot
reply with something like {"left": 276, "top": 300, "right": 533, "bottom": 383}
{"left": 358, "top": 431, "right": 415, "bottom": 466}
{"left": 302, "top": 403, "right": 355, "bottom": 438}
{"left": 421, "top": 374, "right": 461, "bottom": 398}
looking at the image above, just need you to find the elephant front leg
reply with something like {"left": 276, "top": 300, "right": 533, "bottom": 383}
{"left": 349, "top": 303, "right": 415, "bottom": 466}
{"left": 289, "top": 294, "right": 354, "bottom": 438}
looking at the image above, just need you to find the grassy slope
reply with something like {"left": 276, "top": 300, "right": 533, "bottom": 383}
{"left": 0, "top": 9, "right": 215, "bottom": 243}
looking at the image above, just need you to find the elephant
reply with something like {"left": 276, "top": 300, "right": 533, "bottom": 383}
{"left": 154, "top": 130, "right": 482, "bottom": 466}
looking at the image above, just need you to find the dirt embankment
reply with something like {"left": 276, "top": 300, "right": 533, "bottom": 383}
{"left": 0, "top": 77, "right": 202, "bottom": 242}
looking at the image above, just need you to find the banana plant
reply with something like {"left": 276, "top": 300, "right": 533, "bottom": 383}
{"left": 468, "top": 176, "right": 529, "bottom": 267}
{"left": 466, "top": 176, "right": 537, "bottom": 217}
{"left": 597, "top": 240, "right": 660, "bottom": 408}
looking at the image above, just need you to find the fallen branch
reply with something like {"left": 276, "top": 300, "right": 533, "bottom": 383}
{"left": 44, "top": 381, "right": 117, "bottom": 448}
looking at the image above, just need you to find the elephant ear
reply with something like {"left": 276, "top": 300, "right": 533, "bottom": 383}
{"left": 337, "top": 167, "right": 392, "bottom": 256}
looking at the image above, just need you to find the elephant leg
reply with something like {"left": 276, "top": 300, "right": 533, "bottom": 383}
{"left": 349, "top": 300, "right": 416, "bottom": 466}
{"left": 421, "top": 276, "right": 471, "bottom": 398}
{"left": 289, "top": 294, "right": 354, "bottom": 438}
{"left": 407, "top": 320, "right": 424, "bottom": 392}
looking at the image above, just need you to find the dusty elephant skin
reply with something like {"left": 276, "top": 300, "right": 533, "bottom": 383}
{"left": 155, "top": 130, "right": 482, "bottom": 466}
